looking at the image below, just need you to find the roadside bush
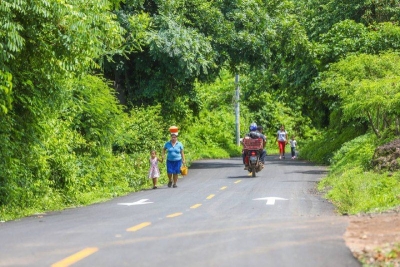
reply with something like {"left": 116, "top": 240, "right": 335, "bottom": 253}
{"left": 318, "top": 133, "right": 400, "bottom": 214}
{"left": 329, "top": 133, "right": 377, "bottom": 174}
{"left": 184, "top": 109, "right": 242, "bottom": 160}
{"left": 112, "top": 105, "right": 167, "bottom": 155}
{"left": 300, "top": 126, "right": 366, "bottom": 164}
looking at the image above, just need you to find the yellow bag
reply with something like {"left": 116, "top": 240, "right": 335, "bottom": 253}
{"left": 180, "top": 165, "right": 188, "bottom": 176}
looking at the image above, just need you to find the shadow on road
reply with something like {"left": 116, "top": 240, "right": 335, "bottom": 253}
{"left": 227, "top": 174, "right": 256, "bottom": 179}
{"left": 286, "top": 170, "right": 328, "bottom": 175}
{"left": 266, "top": 155, "right": 325, "bottom": 167}
{"left": 189, "top": 159, "right": 243, "bottom": 169}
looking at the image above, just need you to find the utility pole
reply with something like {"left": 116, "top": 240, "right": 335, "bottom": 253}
{"left": 235, "top": 74, "right": 240, "bottom": 145}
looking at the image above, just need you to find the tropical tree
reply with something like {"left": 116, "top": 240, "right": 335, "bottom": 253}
{"left": 317, "top": 52, "right": 400, "bottom": 137}
{"left": 294, "top": 0, "right": 400, "bottom": 41}
{"left": 105, "top": 0, "right": 311, "bottom": 118}
{"left": 287, "top": 0, "right": 400, "bottom": 128}
{"left": 0, "top": 0, "right": 125, "bottom": 208}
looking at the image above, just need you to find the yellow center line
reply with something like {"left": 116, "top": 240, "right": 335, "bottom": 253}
{"left": 206, "top": 194, "right": 215, "bottom": 200}
{"left": 126, "top": 222, "right": 151, "bottom": 232}
{"left": 220, "top": 186, "right": 227, "bottom": 190}
{"left": 234, "top": 180, "right": 242, "bottom": 184}
{"left": 167, "top": 212, "right": 183, "bottom": 218}
{"left": 51, "top": 247, "right": 98, "bottom": 267}
{"left": 190, "top": 204, "right": 202, "bottom": 209}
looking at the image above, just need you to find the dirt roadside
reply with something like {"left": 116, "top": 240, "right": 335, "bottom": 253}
{"left": 343, "top": 207, "right": 400, "bottom": 266}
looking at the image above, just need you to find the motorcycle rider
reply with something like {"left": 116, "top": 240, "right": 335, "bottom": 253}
{"left": 246, "top": 122, "right": 260, "bottom": 139}
{"left": 242, "top": 123, "right": 265, "bottom": 170}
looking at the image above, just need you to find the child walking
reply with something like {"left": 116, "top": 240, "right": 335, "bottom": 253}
{"left": 148, "top": 150, "right": 163, "bottom": 189}
{"left": 290, "top": 136, "right": 297, "bottom": 159}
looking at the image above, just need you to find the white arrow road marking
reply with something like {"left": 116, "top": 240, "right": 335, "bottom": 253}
{"left": 253, "top": 197, "right": 288, "bottom": 205}
{"left": 118, "top": 199, "right": 153, "bottom": 206}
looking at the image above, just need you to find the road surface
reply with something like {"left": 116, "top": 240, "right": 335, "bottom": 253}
{"left": 0, "top": 155, "right": 360, "bottom": 267}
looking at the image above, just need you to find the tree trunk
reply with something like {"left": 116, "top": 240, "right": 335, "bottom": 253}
{"left": 383, "top": 112, "right": 390, "bottom": 131}
{"left": 367, "top": 111, "right": 380, "bottom": 138}
{"left": 376, "top": 106, "right": 380, "bottom": 133}
{"left": 114, "top": 68, "right": 127, "bottom": 106}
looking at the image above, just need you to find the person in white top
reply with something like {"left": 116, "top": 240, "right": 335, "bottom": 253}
{"left": 276, "top": 125, "right": 288, "bottom": 159}
{"left": 290, "top": 136, "right": 297, "bottom": 159}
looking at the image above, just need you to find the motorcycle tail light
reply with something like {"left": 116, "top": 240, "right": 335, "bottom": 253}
{"left": 251, "top": 151, "right": 256, "bottom": 156}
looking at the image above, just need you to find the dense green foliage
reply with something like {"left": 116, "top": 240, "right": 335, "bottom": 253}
{"left": 104, "top": 0, "right": 310, "bottom": 118}
{"left": 1, "top": 0, "right": 400, "bottom": 222}
{"left": 0, "top": 0, "right": 125, "bottom": 220}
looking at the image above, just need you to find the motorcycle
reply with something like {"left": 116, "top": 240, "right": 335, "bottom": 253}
{"left": 242, "top": 137, "right": 264, "bottom": 177}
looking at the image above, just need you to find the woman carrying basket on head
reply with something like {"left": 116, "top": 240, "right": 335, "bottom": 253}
{"left": 162, "top": 126, "right": 186, "bottom": 188}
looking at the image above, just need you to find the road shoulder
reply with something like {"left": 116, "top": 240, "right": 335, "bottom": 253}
{"left": 344, "top": 207, "right": 400, "bottom": 265}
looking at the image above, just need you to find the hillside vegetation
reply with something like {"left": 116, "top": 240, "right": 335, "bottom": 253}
{"left": 1, "top": 0, "right": 400, "bottom": 223}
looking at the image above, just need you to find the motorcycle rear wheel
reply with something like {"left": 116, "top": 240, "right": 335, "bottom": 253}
{"left": 251, "top": 167, "right": 256, "bottom": 177}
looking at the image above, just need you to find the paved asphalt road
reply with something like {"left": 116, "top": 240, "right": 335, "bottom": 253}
{"left": 0, "top": 155, "right": 361, "bottom": 267}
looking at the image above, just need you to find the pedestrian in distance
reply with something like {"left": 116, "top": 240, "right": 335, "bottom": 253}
{"left": 276, "top": 125, "right": 288, "bottom": 159}
{"left": 148, "top": 150, "right": 163, "bottom": 189}
{"left": 162, "top": 126, "right": 186, "bottom": 188}
{"left": 290, "top": 136, "right": 297, "bottom": 159}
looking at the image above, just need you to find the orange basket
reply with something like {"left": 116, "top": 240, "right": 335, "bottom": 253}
{"left": 242, "top": 138, "right": 263, "bottom": 150}
{"left": 180, "top": 165, "right": 188, "bottom": 176}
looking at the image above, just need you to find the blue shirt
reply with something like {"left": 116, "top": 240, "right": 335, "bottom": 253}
{"left": 164, "top": 141, "right": 184, "bottom": 161}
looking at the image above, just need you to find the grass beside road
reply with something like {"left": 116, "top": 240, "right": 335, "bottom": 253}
{"left": 314, "top": 133, "right": 400, "bottom": 215}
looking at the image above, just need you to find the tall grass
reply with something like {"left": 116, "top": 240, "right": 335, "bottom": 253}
{"left": 317, "top": 133, "right": 400, "bottom": 214}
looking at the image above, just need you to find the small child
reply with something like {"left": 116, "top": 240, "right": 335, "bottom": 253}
{"left": 290, "top": 136, "right": 297, "bottom": 159}
{"left": 148, "top": 150, "right": 163, "bottom": 189}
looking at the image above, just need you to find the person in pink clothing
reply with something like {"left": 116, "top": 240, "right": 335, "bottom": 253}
{"left": 148, "top": 150, "right": 163, "bottom": 189}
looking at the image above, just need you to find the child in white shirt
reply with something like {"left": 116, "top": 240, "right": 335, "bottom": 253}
{"left": 290, "top": 136, "right": 297, "bottom": 159}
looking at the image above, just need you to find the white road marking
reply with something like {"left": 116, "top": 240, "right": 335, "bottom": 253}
{"left": 118, "top": 199, "right": 153, "bottom": 206}
{"left": 253, "top": 197, "right": 288, "bottom": 205}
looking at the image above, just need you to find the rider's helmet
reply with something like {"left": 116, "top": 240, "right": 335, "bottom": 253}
{"left": 249, "top": 122, "right": 257, "bottom": 132}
